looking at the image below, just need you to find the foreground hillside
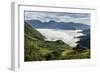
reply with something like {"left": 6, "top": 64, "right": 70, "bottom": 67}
{"left": 24, "top": 22, "right": 90, "bottom": 61}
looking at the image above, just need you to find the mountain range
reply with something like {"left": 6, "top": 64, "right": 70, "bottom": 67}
{"left": 25, "top": 20, "right": 90, "bottom": 30}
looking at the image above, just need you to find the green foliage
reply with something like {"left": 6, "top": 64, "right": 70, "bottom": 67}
{"left": 24, "top": 22, "right": 90, "bottom": 61}
{"left": 60, "top": 49, "right": 90, "bottom": 59}
{"left": 25, "top": 22, "right": 45, "bottom": 40}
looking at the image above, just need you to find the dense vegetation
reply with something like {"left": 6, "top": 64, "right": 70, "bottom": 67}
{"left": 24, "top": 22, "right": 90, "bottom": 61}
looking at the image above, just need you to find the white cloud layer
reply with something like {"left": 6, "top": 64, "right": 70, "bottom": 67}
{"left": 25, "top": 11, "right": 90, "bottom": 25}
{"left": 37, "top": 29, "right": 84, "bottom": 47}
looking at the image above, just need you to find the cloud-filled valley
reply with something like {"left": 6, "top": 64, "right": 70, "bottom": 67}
{"left": 24, "top": 11, "right": 90, "bottom": 47}
{"left": 37, "top": 29, "right": 84, "bottom": 47}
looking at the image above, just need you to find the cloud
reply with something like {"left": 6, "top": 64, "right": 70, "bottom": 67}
{"left": 37, "top": 29, "right": 84, "bottom": 47}
{"left": 24, "top": 11, "right": 90, "bottom": 25}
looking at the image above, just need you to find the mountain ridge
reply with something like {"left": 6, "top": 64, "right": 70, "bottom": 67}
{"left": 25, "top": 20, "right": 90, "bottom": 30}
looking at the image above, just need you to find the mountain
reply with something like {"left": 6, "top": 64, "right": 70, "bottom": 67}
{"left": 24, "top": 21, "right": 72, "bottom": 49}
{"left": 25, "top": 20, "right": 90, "bottom": 30}
{"left": 24, "top": 21, "right": 90, "bottom": 61}
{"left": 24, "top": 21, "right": 45, "bottom": 40}
{"left": 24, "top": 21, "right": 73, "bottom": 61}
{"left": 76, "top": 29, "right": 90, "bottom": 49}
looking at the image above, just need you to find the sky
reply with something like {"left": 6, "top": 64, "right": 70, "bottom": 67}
{"left": 24, "top": 11, "right": 90, "bottom": 25}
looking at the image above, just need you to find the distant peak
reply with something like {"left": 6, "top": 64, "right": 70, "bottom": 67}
{"left": 48, "top": 20, "right": 55, "bottom": 23}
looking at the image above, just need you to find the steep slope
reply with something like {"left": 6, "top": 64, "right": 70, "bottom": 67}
{"left": 76, "top": 29, "right": 90, "bottom": 49}
{"left": 24, "top": 21, "right": 45, "bottom": 40}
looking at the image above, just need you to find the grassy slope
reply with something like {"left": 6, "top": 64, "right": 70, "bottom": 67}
{"left": 24, "top": 22, "right": 90, "bottom": 61}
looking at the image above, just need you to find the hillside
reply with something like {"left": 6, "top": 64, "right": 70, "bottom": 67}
{"left": 76, "top": 29, "right": 90, "bottom": 49}
{"left": 25, "top": 22, "right": 45, "bottom": 40}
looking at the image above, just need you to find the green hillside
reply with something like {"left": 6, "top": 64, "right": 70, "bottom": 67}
{"left": 24, "top": 22, "right": 90, "bottom": 61}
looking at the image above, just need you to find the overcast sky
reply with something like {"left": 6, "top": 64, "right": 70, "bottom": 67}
{"left": 24, "top": 11, "right": 90, "bottom": 25}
